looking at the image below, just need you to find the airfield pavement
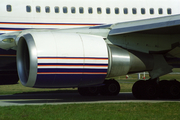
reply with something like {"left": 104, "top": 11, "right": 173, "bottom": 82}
{"left": 0, "top": 92, "right": 180, "bottom": 106}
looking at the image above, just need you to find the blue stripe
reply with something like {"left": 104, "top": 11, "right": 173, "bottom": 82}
{"left": 38, "top": 68, "right": 107, "bottom": 72}
{"left": 0, "top": 27, "right": 59, "bottom": 31}
{"left": 0, "top": 27, "right": 27, "bottom": 30}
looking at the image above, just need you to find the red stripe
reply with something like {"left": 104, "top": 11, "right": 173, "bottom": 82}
{"left": 0, "top": 29, "right": 20, "bottom": 31}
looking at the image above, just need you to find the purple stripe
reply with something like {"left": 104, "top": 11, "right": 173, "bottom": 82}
{"left": 0, "top": 27, "right": 58, "bottom": 31}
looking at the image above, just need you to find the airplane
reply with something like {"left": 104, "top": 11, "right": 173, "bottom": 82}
{"left": 0, "top": 0, "right": 180, "bottom": 99}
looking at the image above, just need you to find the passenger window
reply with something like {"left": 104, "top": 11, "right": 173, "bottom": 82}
{"left": 79, "top": 7, "right": 84, "bottom": 14}
{"left": 167, "top": 8, "right": 172, "bottom": 14}
{"left": 106, "top": 8, "right": 110, "bottom": 14}
{"left": 45, "top": 6, "right": 50, "bottom": 13}
{"left": 36, "top": 6, "right": 41, "bottom": 13}
{"left": 150, "top": 8, "right": 154, "bottom": 14}
{"left": 88, "top": 7, "right": 93, "bottom": 14}
{"left": 141, "top": 8, "right": 145, "bottom": 14}
{"left": 54, "top": 6, "right": 59, "bottom": 13}
{"left": 7, "top": 5, "right": 12, "bottom": 12}
{"left": 132, "top": 8, "right": 137, "bottom": 14}
{"left": 115, "top": 8, "right": 119, "bottom": 14}
{"left": 97, "top": 7, "right": 102, "bottom": 14}
{"left": 71, "top": 7, "right": 76, "bottom": 14}
{"left": 124, "top": 8, "right": 128, "bottom": 14}
{"left": 63, "top": 7, "right": 68, "bottom": 13}
{"left": 26, "top": 5, "right": 31, "bottom": 12}
{"left": 159, "top": 8, "right": 163, "bottom": 14}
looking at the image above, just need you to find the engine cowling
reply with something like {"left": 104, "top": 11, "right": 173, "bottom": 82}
{"left": 17, "top": 32, "right": 109, "bottom": 88}
{"left": 17, "top": 31, "right": 154, "bottom": 88}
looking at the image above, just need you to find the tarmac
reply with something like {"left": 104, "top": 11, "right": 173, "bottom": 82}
{"left": 0, "top": 92, "right": 180, "bottom": 106}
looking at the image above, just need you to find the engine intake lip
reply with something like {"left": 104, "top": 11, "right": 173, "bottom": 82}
{"left": 17, "top": 34, "right": 37, "bottom": 87}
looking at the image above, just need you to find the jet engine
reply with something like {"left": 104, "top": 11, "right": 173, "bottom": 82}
{"left": 17, "top": 31, "right": 154, "bottom": 88}
{"left": 17, "top": 32, "right": 109, "bottom": 88}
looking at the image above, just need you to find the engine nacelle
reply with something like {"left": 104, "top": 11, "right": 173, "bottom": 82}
{"left": 17, "top": 31, "right": 154, "bottom": 88}
{"left": 17, "top": 32, "right": 109, "bottom": 88}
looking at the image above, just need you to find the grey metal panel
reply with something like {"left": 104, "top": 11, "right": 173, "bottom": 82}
{"left": 106, "top": 45, "right": 130, "bottom": 78}
{"left": 90, "top": 24, "right": 112, "bottom": 29}
{"left": 106, "top": 45, "right": 154, "bottom": 78}
{"left": 109, "top": 14, "right": 180, "bottom": 35}
{"left": 17, "top": 34, "right": 37, "bottom": 87}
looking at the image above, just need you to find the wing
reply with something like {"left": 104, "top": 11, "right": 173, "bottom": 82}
{"left": 109, "top": 14, "right": 180, "bottom": 35}
{"left": 98, "top": 14, "right": 180, "bottom": 58}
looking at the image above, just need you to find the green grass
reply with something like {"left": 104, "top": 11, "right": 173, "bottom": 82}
{"left": 0, "top": 82, "right": 78, "bottom": 95}
{"left": 172, "top": 68, "right": 180, "bottom": 72}
{"left": 0, "top": 103, "right": 180, "bottom": 120}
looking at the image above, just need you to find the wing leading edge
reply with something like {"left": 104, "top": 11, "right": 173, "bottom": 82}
{"left": 109, "top": 14, "right": 180, "bottom": 35}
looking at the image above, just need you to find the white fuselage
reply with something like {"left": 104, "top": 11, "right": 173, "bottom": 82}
{"left": 0, "top": 0, "right": 180, "bottom": 34}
